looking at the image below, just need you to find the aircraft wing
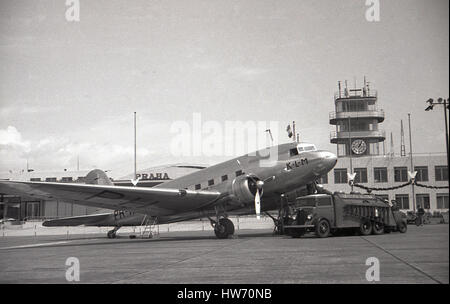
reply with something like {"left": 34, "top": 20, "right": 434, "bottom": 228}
{"left": 0, "top": 181, "right": 223, "bottom": 216}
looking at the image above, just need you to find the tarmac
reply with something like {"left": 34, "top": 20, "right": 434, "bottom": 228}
{"left": 0, "top": 224, "right": 448, "bottom": 284}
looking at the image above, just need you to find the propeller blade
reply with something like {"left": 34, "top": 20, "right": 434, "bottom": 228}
{"left": 255, "top": 189, "right": 261, "bottom": 220}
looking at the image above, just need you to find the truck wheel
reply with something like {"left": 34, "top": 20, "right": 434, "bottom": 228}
{"left": 397, "top": 222, "right": 407, "bottom": 233}
{"left": 359, "top": 220, "right": 372, "bottom": 236}
{"left": 372, "top": 222, "right": 384, "bottom": 235}
{"left": 315, "top": 219, "right": 330, "bottom": 238}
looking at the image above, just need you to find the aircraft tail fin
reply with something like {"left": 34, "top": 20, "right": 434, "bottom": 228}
{"left": 85, "top": 169, "right": 114, "bottom": 186}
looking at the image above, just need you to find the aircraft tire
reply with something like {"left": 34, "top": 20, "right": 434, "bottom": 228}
{"left": 359, "top": 219, "right": 372, "bottom": 236}
{"left": 107, "top": 230, "right": 116, "bottom": 239}
{"left": 214, "top": 218, "right": 234, "bottom": 239}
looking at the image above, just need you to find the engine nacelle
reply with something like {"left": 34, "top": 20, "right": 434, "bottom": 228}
{"left": 231, "top": 175, "right": 260, "bottom": 204}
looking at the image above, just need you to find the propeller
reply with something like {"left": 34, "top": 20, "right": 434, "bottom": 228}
{"left": 237, "top": 159, "right": 275, "bottom": 220}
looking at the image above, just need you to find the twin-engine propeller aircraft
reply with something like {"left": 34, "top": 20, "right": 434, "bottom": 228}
{"left": 0, "top": 142, "right": 337, "bottom": 239}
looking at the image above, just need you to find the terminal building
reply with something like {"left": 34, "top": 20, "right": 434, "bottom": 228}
{"left": 323, "top": 79, "right": 448, "bottom": 213}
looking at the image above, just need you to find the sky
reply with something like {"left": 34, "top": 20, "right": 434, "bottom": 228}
{"left": 0, "top": 0, "right": 448, "bottom": 178}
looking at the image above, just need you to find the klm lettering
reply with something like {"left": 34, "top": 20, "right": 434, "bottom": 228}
{"left": 286, "top": 158, "right": 308, "bottom": 170}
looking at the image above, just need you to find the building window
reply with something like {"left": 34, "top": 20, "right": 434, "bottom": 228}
{"left": 435, "top": 166, "right": 448, "bottom": 181}
{"left": 374, "top": 167, "right": 388, "bottom": 183}
{"left": 416, "top": 194, "right": 430, "bottom": 210}
{"left": 395, "top": 194, "right": 410, "bottom": 210}
{"left": 208, "top": 179, "right": 214, "bottom": 186}
{"left": 195, "top": 184, "right": 201, "bottom": 190}
{"left": 394, "top": 167, "right": 408, "bottom": 182}
{"left": 334, "top": 169, "right": 347, "bottom": 184}
{"left": 414, "top": 166, "right": 428, "bottom": 182}
{"left": 221, "top": 175, "right": 228, "bottom": 182}
{"left": 235, "top": 170, "right": 243, "bottom": 177}
{"left": 436, "top": 194, "right": 449, "bottom": 209}
{"left": 318, "top": 174, "right": 328, "bottom": 184}
{"left": 45, "top": 177, "right": 57, "bottom": 182}
{"left": 30, "top": 178, "right": 41, "bottom": 182}
{"left": 354, "top": 168, "right": 368, "bottom": 183}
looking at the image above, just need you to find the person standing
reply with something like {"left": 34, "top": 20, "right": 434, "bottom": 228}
{"left": 417, "top": 205, "right": 425, "bottom": 226}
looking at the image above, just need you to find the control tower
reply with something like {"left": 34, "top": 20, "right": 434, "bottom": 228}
{"left": 329, "top": 78, "right": 386, "bottom": 157}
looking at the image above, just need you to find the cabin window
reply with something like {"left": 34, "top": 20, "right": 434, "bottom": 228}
{"left": 45, "top": 177, "right": 57, "bottom": 182}
{"left": 30, "top": 178, "right": 41, "bottom": 182}
{"left": 208, "top": 179, "right": 214, "bottom": 186}
{"left": 221, "top": 175, "right": 228, "bottom": 182}
{"left": 235, "top": 170, "right": 243, "bottom": 177}
{"left": 195, "top": 184, "right": 201, "bottom": 190}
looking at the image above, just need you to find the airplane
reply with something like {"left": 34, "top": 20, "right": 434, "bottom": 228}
{"left": 0, "top": 142, "right": 337, "bottom": 239}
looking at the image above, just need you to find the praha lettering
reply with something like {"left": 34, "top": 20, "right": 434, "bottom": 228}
{"left": 136, "top": 173, "right": 170, "bottom": 180}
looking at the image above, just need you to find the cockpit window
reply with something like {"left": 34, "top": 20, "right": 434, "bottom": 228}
{"left": 289, "top": 148, "right": 299, "bottom": 157}
{"left": 297, "top": 143, "right": 317, "bottom": 153}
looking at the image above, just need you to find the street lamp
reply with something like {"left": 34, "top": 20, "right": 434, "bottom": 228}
{"left": 425, "top": 98, "right": 450, "bottom": 190}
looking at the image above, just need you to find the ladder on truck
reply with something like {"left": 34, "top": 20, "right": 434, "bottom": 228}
{"left": 139, "top": 215, "right": 159, "bottom": 238}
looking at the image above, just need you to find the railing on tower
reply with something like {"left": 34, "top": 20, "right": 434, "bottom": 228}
{"left": 334, "top": 89, "right": 378, "bottom": 100}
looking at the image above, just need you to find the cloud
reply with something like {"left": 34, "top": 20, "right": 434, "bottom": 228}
{"left": 0, "top": 126, "right": 30, "bottom": 150}
{"left": 0, "top": 126, "right": 153, "bottom": 177}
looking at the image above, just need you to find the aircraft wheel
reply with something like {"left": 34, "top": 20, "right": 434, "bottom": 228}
{"left": 359, "top": 219, "right": 372, "bottom": 236}
{"left": 372, "top": 222, "right": 384, "bottom": 235}
{"left": 315, "top": 219, "right": 330, "bottom": 238}
{"left": 107, "top": 230, "right": 117, "bottom": 239}
{"left": 214, "top": 218, "right": 234, "bottom": 239}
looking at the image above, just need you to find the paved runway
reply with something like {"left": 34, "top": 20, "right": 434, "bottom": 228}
{"left": 0, "top": 224, "right": 448, "bottom": 284}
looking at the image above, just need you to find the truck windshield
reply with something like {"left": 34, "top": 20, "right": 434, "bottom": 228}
{"left": 297, "top": 198, "right": 316, "bottom": 207}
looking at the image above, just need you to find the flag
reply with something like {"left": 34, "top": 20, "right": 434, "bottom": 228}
{"left": 286, "top": 124, "right": 293, "bottom": 138}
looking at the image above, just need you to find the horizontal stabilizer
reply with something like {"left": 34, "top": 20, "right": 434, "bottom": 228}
{"left": 43, "top": 213, "right": 112, "bottom": 227}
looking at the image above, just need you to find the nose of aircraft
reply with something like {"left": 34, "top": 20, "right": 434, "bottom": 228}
{"left": 314, "top": 151, "right": 337, "bottom": 174}
{"left": 323, "top": 151, "right": 338, "bottom": 170}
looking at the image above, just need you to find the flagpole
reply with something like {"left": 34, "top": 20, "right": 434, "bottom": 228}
{"left": 134, "top": 112, "right": 137, "bottom": 180}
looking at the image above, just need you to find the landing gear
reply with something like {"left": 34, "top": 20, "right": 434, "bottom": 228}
{"left": 107, "top": 226, "right": 120, "bottom": 239}
{"left": 213, "top": 218, "right": 235, "bottom": 239}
